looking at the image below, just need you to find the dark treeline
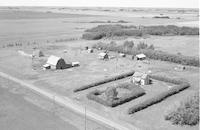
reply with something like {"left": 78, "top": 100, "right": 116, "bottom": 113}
{"left": 82, "top": 24, "right": 199, "bottom": 40}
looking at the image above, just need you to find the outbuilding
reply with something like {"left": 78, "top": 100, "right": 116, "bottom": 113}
{"left": 46, "top": 55, "right": 71, "bottom": 69}
{"left": 98, "top": 52, "right": 109, "bottom": 60}
{"left": 132, "top": 72, "right": 149, "bottom": 85}
{"left": 72, "top": 61, "right": 80, "bottom": 67}
{"left": 87, "top": 48, "right": 94, "bottom": 53}
{"left": 174, "top": 65, "right": 186, "bottom": 71}
{"left": 119, "top": 53, "right": 126, "bottom": 57}
{"left": 136, "top": 54, "right": 146, "bottom": 60}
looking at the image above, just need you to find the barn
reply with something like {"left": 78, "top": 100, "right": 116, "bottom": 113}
{"left": 132, "top": 72, "right": 149, "bottom": 85}
{"left": 46, "top": 55, "right": 71, "bottom": 69}
{"left": 136, "top": 54, "right": 146, "bottom": 60}
{"left": 98, "top": 52, "right": 109, "bottom": 60}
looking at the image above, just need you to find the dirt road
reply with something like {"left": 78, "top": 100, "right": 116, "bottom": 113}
{"left": 0, "top": 71, "right": 139, "bottom": 130}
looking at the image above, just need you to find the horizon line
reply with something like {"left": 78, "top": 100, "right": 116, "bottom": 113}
{"left": 0, "top": 5, "right": 198, "bottom": 9}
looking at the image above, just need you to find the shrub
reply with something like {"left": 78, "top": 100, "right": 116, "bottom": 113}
{"left": 123, "top": 40, "right": 134, "bottom": 48}
{"left": 128, "top": 75, "right": 190, "bottom": 114}
{"left": 153, "top": 16, "right": 170, "bottom": 19}
{"left": 82, "top": 32, "right": 106, "bottom": 40}
{"left": 137, "top": 41, "right": 148, "bottom": 50}
{"left": 165, "top": 93, "right": 199, "bottom": 126}
{"left": 74, "top": 70, "right": 135, "bottom": 92}
{"left": 105, "top": 87, "right": 118, "bottom": 100}
{"left": 87, "top": 83, "right": 145, "bottom": 107}
{"left": 148, "top": 44, "right": 155, "bottom": 50}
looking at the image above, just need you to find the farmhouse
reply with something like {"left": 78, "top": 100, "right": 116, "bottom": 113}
{"left": 45, "top": 55, "right": 71, "bottom": 69}
{"left": 32, "top": 50, "right": 44, "bottom": 57}
{"left": 98, "top": 52, "right": 109, "bottom": 60}
{"left": 132, "top": 72, "right": 149, "bottom": 85}
{"left": 136, "top": 54, "right": 146, "bottom": 60}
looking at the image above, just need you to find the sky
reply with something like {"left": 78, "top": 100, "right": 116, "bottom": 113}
{"left": 0, "top": 0, "right": 199, "bottom": 8}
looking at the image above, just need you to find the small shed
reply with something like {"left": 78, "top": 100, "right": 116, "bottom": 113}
{"left": 98, "top": 52, "right": 109, "bottom": 60}
{"left": 136, "top": 54, "right": 146, "bottom": 60}
{"left": 119, "top": 53, "right": 126, "bottom": 57}
{"left": 46, "top": 55, "right": 71, "bottom": 69}
{"left": 32, "top": 50, "right": 44, "bottom": 57}
{"left": 43, "top": 64, "right": 50, "bottom": 70}
{"left": 174, "top": 65, "right": 186, "bottom": 71}
{"left": 132, "top": 72, "right": 149, "bottom": 85}
{"left": 87, "top": 48, "right": 94, "bottom": 53}
{"left": 72, "top": 61, "right": 80, "bottom": 67}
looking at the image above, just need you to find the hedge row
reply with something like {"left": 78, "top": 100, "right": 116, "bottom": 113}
{"left": 87, "top": 84, "right": 145, "bottom": 107}
{"left": 73, "top": 70, "right": 135, "bottom": 92}
{"left": 128, "top": 75, "right": 190, "bottom": 114}
{"left": 92, "top": 42, "right": 200, "bottom": 67}
{"left": 82, "top": 24, "right": 199, "bottom": 40}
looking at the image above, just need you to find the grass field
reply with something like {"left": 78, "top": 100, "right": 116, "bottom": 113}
{"left": 0, "top": 7, "right": 199, "bottom": 130}
{"left": 0, "top": 80, "right": 78, "bottom": 130}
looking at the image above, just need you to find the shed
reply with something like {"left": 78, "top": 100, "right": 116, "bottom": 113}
{"left": 46, "top": 55, "right": 71, "bottom": 69}
{"left": 72, "top": 62, "right": 80, "bottom": 67}
{"left": 119, "top": 53, "right": 126, "bottom": 57}
{"left": 136, "top": 54, "right": 146, "bottom": 60}
{"left": 132, "top": 72, "right": 149, "bottom": 85}
{"left": 43, "top": 64, "right": 50, "bottom": 70}
{"left": 87, "top": 48, "right": 94, "bottom": 53}
{"left": 32, "top": 50, "right": 44, "bottom": 57}
{"left": 98, "top": 52, "right": 109, "bottom": 60}
{"left": 174, "top": 65, "right": 186, "bottom": 71}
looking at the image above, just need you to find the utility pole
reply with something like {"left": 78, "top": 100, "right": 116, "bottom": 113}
{"left": 85, "top": 106, "right": 87, "bottom": 130}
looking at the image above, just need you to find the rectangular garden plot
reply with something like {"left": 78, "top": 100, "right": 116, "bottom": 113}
{"left": 128, "top": 74, "right": 190, "bottom": 114}
{"left": 87, "top": 82, "right": 145, "bottom": 107}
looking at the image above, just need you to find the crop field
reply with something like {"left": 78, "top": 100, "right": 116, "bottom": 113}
{"left": 0, "top": 7, "right": 199, "bottom": 130}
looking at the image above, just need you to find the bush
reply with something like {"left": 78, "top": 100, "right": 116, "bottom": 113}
{"left": 82, "top": 24, "right": 199, "bottom": 40}
{"left": 82, "top": 32, "right": 106, "bottom": 40}
{"left": 74, "top": 70, "right": 135, "bottom": 92}
{"left": 128, "top": 75, "right": 190, "bottom": 114}
{"left": 123, "top": 40, "right": 134, "bottom": 48}
{"left": 137, "top": 41, "right": 148, "bottom": 50}
{"left": 87, "top": 83, "right": 145, "bottom": 107}
{"left": 153, "top": 16, "right": 170, "bottom": 19}
{"left": 105, "top": 87, "right": 118, "bottom": 100}
{"left": 165, "top": 93, "right": 199, "bottom": 126}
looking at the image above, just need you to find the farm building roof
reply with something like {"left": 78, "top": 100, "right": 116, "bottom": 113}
{"left": 47, "top": 55, "right": 62, "bottom": 66}
{"left": 43, "top": 64, "right": 50, "bottom": 68}
{"left": 98, "top": 52, "right": 108, "bottom": 57}
{"left": 133, "top": 72, "right": 148, "bottom": 79}
{"left": 136, "top": 54, "right": 146, "bottom": 58}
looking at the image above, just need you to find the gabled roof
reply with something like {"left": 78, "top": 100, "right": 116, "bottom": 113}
{"left": 98, "top": 52, "right": 108, "bottom": 57}
{"left": 136, "top": 54, "right": 146, "bottom": 58}
{"left": 47, "top": 55, "right": 61, "bottom": 66}
{"left": 133, "top": 72, "right": 148, "bottom": 79}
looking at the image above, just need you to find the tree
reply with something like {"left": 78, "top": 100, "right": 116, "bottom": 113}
{"left": 105, "top": 87, "right": 118, "bottom": 100}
